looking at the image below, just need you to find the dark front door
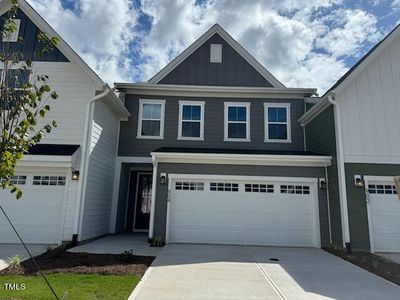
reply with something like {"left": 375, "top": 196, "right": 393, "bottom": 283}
{"left": 134, "top": 173, "right": 152, "bottom": 230}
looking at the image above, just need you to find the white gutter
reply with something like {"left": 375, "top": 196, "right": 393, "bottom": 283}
{"left": 328, "top": 94, "right": 351, "bottom": 250}
{"left": 72, "top": 87, "right": 110, "bottom": 239}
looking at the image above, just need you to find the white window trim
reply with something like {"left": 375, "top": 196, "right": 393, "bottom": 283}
{"left": 3, "top": 19, "right": 21, "bottom": 42}
{"left": 210, "top": 44, "right": 222, "bottom": 63}
{"left": 264, "top": 103, "right": 291, "bottom": 143}
{"left": 224, "top": 102, "right": 251, "bottom": 142}
{"left": 178, "top": 100, "right": 205, "bottom": 141}
{"left": 137, "top": 99, "right": 166, "bottom": 139}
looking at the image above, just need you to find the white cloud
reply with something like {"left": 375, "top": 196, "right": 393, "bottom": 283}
{"left": 27, "top": 0, "right": 138, "bottom": 84}
{"left": 27, "top": 0, "right": 385, "bottom": 93}
{"left": 392, "top": 0, "right": 400, "bottom": 11}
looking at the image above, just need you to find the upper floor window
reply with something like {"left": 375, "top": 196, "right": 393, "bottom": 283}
{"left": 210, "top": 44, "right": 222, "bottom": 63}
{"left": 224, "top": 102, "right": 250, "bottom": 142}
{"left": 178, "top": 101, "right": 204, "bottom": 140}
{"left": 264, "top": 103, "right": 291, "bottom": 142}
{"left": 137, "top": 99, "right": 165, "bottom": 139}
{"left": 2, "top": 19, "right": 21, "bottom": 42}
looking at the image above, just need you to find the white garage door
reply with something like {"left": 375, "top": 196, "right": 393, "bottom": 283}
{"left": 367, "top": 179, "right": 400, "bottom": 252}
{"left": 167, "top": 176, "right": 319, "bottom": 247}
{"left": 0, "top": 173, "right": 67, "bottom": 244}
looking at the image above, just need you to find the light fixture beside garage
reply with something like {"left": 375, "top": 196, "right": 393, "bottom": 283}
{"left": 160, "top": 173, "right": 167, "bottom": 185}
{"left": 319, "top": 178, "right": 327, "bottom": 190}
{"left": 354, "top": 175, "right": 364, "bottom": 188}
{"left": 72, "top": 170, "right": 80, "bottom": 181}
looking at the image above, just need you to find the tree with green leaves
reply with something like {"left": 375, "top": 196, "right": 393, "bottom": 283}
{"left": 0, "top": 0, "right": 59, "bottom": 199}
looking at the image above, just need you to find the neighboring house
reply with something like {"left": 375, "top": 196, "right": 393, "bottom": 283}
{"left": 0, "top": 0, "right": 129, "bottom": 245}
{"left": 300, "top": 24, "right": 400, "bottom": 253}
{"left": 111, "top": 24, "right": 333, "bottom": 248}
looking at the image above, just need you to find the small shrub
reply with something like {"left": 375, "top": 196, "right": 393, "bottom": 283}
{"left": 7, "top": 254, "right": 23, "bottom": 268}
{"left": 48, "top": 245, "right": 66, "bottom": 258}
{"left": 119, "top": 249, "right": 134, "bottom": 263}
{"left": 151, "top": 236, "right": 165, "bottom": 247}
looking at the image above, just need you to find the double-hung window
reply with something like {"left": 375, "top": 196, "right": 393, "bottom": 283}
{"left": 137, "top": 99, "right": 165, "bottom": 139}
{"left": 224, "top": 102, "right": 250, "bottom": 141}
{"left": 264, "top": 103, "right": 291, "bottom": 142}
{"left": 178, "top": 101, "right": 204, "bottom": 140}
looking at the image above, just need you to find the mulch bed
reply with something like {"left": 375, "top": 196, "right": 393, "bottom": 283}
{"left": 324, "top": 245, "right": 400, "bottom": 286}
{"left": 0, "top": 251, "right": 155, "bottom": 276}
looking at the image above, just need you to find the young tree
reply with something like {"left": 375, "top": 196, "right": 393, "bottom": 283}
{"left": 0, "top": 0, "right": 59, "bottom": 198}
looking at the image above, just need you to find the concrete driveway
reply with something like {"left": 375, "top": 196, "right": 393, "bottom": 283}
{"left": 130, "top": 244, "right": 400, "bottom": 300}
{"left": 0, "top": 244, "right": 48, "bottom": 271}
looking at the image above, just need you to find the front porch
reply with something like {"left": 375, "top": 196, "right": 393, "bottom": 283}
{"left": 69, "top": 233, "right": 161, "bottom": 257}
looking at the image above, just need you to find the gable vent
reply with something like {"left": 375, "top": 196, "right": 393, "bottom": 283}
{"left": 210, "top": 44, "right": 222, "bottom": 63}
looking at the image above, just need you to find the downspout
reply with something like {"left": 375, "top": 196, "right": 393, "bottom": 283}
{"left": 148, "top": 155, "right": 158, "bottom": 242}
{"left": 72, "top": 86, "right": 110, "bottom": 242}
{"left": 328, "top": 94, "right": 352, "bottom": 252}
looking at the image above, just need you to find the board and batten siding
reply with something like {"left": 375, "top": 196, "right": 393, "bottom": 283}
{"left": 305, "top": 106, "right": 342, "bottom": 247}
{"left": 119, "top": 95, "right": 305, "bottom": 157}
{"left": 153, "top": 163, "right": 330, "bottom": 247}
{"left": 79, "top": 98, "right": 121, "bottom": 240}
{"left": 34, "top": 62, "right": 96, "bottom": 145}
{"left": 336, "top": 35, "right": 400, "bottom": 164}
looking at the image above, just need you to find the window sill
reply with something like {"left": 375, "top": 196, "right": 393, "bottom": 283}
{"left": 223, "top": 138, "right": 251, "bottom": 142}
{"left": 264, "top": 139, "right": 292, "bottom": 143}
{"left": 178, "top": 137, "right": 205, "bottom": 141}
{"left": 137, "top": 135, "right": 164, "bottom": 140}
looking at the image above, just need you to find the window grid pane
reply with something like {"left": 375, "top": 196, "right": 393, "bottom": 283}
{"left": 267, "top": 106, "right": 288, "bottom": 140}
{"left": 227, "top": 105, "right": 247, "bottom": 139}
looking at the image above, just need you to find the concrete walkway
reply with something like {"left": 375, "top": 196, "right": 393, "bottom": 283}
{"left": 68, "top": 233, "right": 161, "bottom": 257}
{"left": 0, "top": 244, "right": 48, "bottom": 271}
{"left": 130, "top": 244, "right": 400, "bottom": 300}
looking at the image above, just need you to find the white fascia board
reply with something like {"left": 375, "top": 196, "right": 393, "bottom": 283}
{"left": 18, "top": 0, "right": 104, "bottom": 89}
{"left": 18, "top": 155, "right": 72, "bottom": 168}
{"left": 115, "top": 83, "right": 316, "bottom": 99}
{"left": 151, "top": 152, "right": 331, "bottom": 167}
{"left": 298, "top": 96, "right": 332, "bottom": 126}
{"left": 147, "top": 24, "right": 285, "bottom": 88}
{"left": 103, "top": 85, "right": 130, "bottom": 120}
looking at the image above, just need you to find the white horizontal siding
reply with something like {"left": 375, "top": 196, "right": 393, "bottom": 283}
{"left": 32, "top": 62, "right": 96, "bottom": 145}
{"left": 79, "top": 98, "right": 120, "bottom": 240}
{"left": 338, "top": 36, "right": 400, "bottom": 164}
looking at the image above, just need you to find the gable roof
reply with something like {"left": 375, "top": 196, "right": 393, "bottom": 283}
{"left": 148, "top": 24, "right": 285, "bottom": 88}
{"left": 0, "top": 0, "right": 104, "bottom": 89}
{"left": 299, "top": 23, "right": 400, "bottom": 126}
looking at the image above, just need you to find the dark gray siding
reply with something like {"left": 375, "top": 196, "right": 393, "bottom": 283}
{"left": 305, "top": 106, "right": 342, "bottom": 247}
{"left": 153, "top": 163, "right": 329, "bottom": 247}
{"left": 0, "top": 9, "right": 69, "bottom": 62}
{"left": 118, "top": 95, "right": 305, "bottom": 156}
{"left": 345, "top": 163, "right": 400, "bottom": 251}
{"left": 115, "top": 164, "right": 130, "bottom": 233}
{"left": 159, "top": 33, "right": 273, "bottom": 87}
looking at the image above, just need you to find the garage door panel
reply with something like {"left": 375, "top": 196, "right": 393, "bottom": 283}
{"left": 0, "top": 173, "right": 66, "bottom": 244}
{"left": 169, "top": 178, "right": 317, "bottom": 247}
{"left": 368, "top": 181, "right": 400, "bottom": 252}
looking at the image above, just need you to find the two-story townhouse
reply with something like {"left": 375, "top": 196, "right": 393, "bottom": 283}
{"left": 300, "top": 24, "right": 400, "bottom": 253}
{"left": 0, "top": 0, "right": 129, "bottom": 245}
{"left": 111, "top": 24, "right": 332, "bottom": 248}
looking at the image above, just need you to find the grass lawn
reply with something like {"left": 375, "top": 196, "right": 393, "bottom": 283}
{"left": 0, "top": 273, "right": 141, "bottom": 300}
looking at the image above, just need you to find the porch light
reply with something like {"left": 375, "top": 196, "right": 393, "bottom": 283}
{"left": 72, "top": 171, "right": 80, "bottom": 181}
{"left": 319, "top": 178, "right": 327, "bottom": 190}
{"left": 354, "top": 175, "right": 364, "bottom": 188}
{"left": 160, "top": 173, "right": 167, "bottom": 185}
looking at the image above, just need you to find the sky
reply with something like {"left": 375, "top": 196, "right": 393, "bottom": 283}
{"left": 27, "top": 0, "right": 400, "bottom": 94}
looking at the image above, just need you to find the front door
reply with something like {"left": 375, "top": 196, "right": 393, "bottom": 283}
{"left": 134, "top": 173, "right": 152, "bottom": 230}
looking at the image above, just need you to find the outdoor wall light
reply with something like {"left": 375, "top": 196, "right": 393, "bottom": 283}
{"left": 72, "top": 171, "right": 80, "bottom": 181}
{"left": 319, "top": 178, "right": 327, "bottom": 190}
{"left": 354, "top": 175, "right": 364, "bottom": 188}
{"left": 160, "top": 173, "right": 167, "bottom": 185}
